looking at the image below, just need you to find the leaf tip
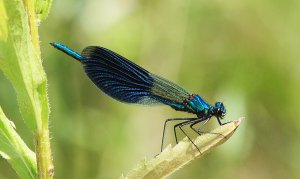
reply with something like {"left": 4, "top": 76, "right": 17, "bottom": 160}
{"left": 123, "top": 117, "right": 244, "bottom": 179}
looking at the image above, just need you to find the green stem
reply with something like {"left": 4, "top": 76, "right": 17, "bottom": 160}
{"left": 36, "top": 129, "right": 54, "bottom": 179}
{"left": 23, "top": 0, "right": 53, "bottom": 178}
{"left": 23, "top": 0, "right": 41, "bottom": 56}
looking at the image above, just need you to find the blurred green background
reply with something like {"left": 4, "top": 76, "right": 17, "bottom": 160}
{"left": 1, "top": 0, "right": 300, "bottom": 178}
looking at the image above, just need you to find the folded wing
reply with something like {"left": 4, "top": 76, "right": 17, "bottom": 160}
{"left": 81, "top": 46, "right": 190, "bottom": 109}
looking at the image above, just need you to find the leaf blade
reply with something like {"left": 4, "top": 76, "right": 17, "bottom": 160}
{"left": 0, "top": 0, "right": 49, "bottom": 130}
{"left": 123, "top": 118, "right": 243, "bottom": 179}
{"left": 35, "top": 0, "right": 53, "bottom": 22}
{"left": 0, "top": 106, "right": 37, "bottom": 179}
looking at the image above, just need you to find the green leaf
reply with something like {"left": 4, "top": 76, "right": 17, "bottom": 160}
{"left": 35, "top": 0, "right": 53, "bottom": 22}
{"left": 122, "top": 118, "right": 243, "bottom": 179}
{"left": 0, "top": 106, "right": 37, "bottom": 179}
{"left": 0, "top": 0, "right": 49, "bottom": 131}
{"left": 0, "top": 0, "right": 54, "bottom": 178}
{"left": 0, "top": 1, "right": 8, "bottom": 41}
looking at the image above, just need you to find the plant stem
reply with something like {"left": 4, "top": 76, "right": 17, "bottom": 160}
{"left": 36, "top": 129, "right": 54, "bottom": 179}
{"left": 23, "top": 0, "right": 41, "bottom": 55}
{"left": 23, "top": 0, "right": 53, "bottom": 178}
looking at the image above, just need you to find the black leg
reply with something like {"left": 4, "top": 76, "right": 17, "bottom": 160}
{"left": 217, "top": 117, "right": 223, "bottom": 125}
{"left": 161, "top": 117, "right": 197, "bottom": 152}
{"left": 177, "top": 121, "right": 202, "bottom": 153}
{"left": 172, "top": 117, "right": 210, "bottom": 153}
{"left": 173, "top": 120, "right": 196, "bottom": 144}
{"left": 161, "top": 116, "right": 229, "bottom": 153}
{"left": 173, "top": 117, "right": 223, "bottom": 154}
{"left": 190, "top": 124, "right": 201, "bottom": 135}
{"left": 217, "top": 117, "right": 230, "bottom": 126}
{"left": 195, "top": 130, "right": 225, "bottom": 138}
{"left": 190, "top": 117, "right": 225, "bottom": 138}
{"left": 197, "top": 117, "right": 211, "bottom": 133}
{"left": 190, "top": 117, "right": 209, "bottom": 135}
{"left": 188, "top": 117, "right": 207, "bottom": 135}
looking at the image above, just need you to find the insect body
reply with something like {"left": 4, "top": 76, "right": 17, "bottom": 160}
{"left": 51, "top": 42, "right": 226, "bottom": 152}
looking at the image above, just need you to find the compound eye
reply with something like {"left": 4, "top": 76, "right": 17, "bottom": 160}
{"left": 215, "top": 102, "right": 223, "bottom": 108}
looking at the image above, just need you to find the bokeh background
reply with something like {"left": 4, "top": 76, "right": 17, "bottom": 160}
{"left": 1, "top": 0, "right": 300, "bottom": 178}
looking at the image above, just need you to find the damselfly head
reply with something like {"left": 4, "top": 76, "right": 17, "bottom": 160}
{"left": 214, "top": 102, "right": 226, "bottom": 119}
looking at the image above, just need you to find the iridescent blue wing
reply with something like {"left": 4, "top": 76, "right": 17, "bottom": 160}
{"left": 81, "top": 46, "right": 190, "bottom": 108}
{"left": 81, "top": 46, "right": 156, "bottom": 105}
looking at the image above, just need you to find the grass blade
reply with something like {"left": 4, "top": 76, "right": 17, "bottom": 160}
{"left": 123, "top": 118, "right": 243, "bottom": 179}
{"left": 0, "top": 106, "right": 37, "bottom": 179}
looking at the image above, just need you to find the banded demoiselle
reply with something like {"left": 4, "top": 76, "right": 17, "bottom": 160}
{"left": 50, "top": 42, "right": 227, "bottom": 153}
